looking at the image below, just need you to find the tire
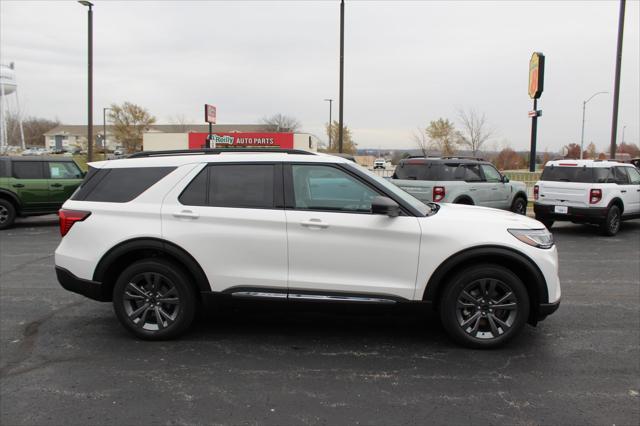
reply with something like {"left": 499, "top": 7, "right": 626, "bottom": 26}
{"left": 0, "top": 199, "right": 17, "bottom": 230}
{"left": 600, "top": 205, "right": 621, "bottom": 236}
{"left": 510, "top": 197, "right": 527, "bottom": 215}
{"left": 439, "top": 264, "right": 530, "bottom": 349}
{"left": 453, "top": 198, "right": 473, "bottom": 205}
{"left": 113, "top": 259, "right": 197, "bottom": 340}
{"left": 535, "top": 215, "right": 554, "bottom": 229}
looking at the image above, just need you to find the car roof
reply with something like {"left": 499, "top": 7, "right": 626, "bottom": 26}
{"left": 544, "top": 159, "right": 631, "bottom": 168}
{"left": 89, "top": 151, "right": 348, "bottom": 169}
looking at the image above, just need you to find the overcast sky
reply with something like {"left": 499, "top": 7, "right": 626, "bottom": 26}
{"left": 1, "top": 0, "right": 638, "bottom": 152}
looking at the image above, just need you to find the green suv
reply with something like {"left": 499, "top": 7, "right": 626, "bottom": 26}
{"left": 0, "top": 156, "right": 84, "bottom": 229}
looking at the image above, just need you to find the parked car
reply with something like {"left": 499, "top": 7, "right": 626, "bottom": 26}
{"left": 391, "top": 157, "right": 529, "bottom": 214}
{"left": 373, "top": 158, "right": 387, "bottom": 169}
{"left": 0, "top": 156, "right": 85, "bottom": 229}
{"left": 534, "top": 159, "right": 640, "bottom": 235}
{"left": 54, "top": 149, "right": 560, "bottom": 348}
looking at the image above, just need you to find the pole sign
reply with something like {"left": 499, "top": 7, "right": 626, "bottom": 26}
{"left": 204, "top": 104, "right": 217, "bottom": 124}
{"left": 528, "top": 52, "right": 545, "bottom": 99}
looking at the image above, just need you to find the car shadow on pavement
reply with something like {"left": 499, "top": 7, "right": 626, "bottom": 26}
{"left": 549, "top": 220, "right": 640, "bottom": 236}
{"left": 6, "top": 215, "right": 59, "bottom": 229}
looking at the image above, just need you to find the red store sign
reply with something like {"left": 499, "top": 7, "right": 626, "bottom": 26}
{"left": 188, "top": 132, "right": 294, "bottom": 149}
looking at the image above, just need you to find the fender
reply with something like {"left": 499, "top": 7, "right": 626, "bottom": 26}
{"left": 607, "top": 197, "right": 624, "bottom": 214}
{"left": 0, "top": 188, "right": 21, "bottom": 209}
{"left": 452, "top": 196, "right": 474, "bottom": 205}
{"left": 422, "top": 245, "right": 549, "bottom": 307}
{"left": 512, "top": 191, "right": 528, "bottom": 202}
{"left": 93, "top": 237, "right": 211, "bottom": 293}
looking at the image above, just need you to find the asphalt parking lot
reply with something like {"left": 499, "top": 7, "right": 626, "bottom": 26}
{"left": 1, "top": 215, "right": 639, "bottom": 425}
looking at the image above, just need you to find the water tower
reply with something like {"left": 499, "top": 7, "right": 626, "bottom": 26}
{"left": 0, "top": 62, "right": 25, "bottom": 151}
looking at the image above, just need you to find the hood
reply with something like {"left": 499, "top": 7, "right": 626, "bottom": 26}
{"left": 432, "top": 203, "right": 544, "bottom": 229}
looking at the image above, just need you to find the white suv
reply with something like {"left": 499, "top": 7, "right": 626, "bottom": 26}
{"left": 55, "top": 149, "right": 561, "bottom": 348}
{"left": 534, "top": 160, "right": 640, "bottom": 236}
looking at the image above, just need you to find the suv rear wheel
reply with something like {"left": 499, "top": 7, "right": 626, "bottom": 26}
{"left": 113, "top": 259, "right": 196, "bottom": 340}
{"left": 439, "top": 264, "right": 529, "bottom": 348}
{"left": 600, "top": 205, "right": 621, "bottom": 236}
{"left": 0, "top": 199, "right": 17, "bottom": 230}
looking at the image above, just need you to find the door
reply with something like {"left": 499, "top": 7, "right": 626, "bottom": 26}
{"left": 285, "top": 164, "right": 422, "bottom": 300}
{"left": 480, "top": 164, "right": 509, "bottom": 208}
{"left": 47, "top": 161, "right": 84, "bottom": 207}
{"left": 614, "top": 167, "right": 639, "bottom": 215}
{"left": 9, "top": 161, "right": 50, "bottom": 212}
{"left": 161, "top": 163, "right": 288, "bottom": 294}
{"left": 622, "top": 167, "right": 640, "bottom": 214}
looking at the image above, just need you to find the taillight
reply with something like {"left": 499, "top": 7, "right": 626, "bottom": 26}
{"left": 589, "top": 189, "right": 602, "bottom": 204}
{"left": 534, "top": 185, "right": 539, "bottom": 201}
{"left": 59, "top": 209, "right": 91, "bottom": 237}
{"left": 433, "top": 186, "right": 446, "bottom": 202}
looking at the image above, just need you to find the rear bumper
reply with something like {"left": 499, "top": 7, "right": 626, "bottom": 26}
{"left": 56, "top": 266, "right": 109, "bottom": 302}
{"left": 534, "top": 203, "right": 607, "bottom": 222}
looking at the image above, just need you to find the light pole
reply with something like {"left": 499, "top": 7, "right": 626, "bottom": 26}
{"left": 103, "top": 107, "right": 111, "bottom": 156}
{"left": 324, "top": 99, "right": 333, "bottom": 150}
{"left": 580, "top": 91, "right": 607, "bottom": 159}
{"left": 621, "top": 125, "right": 626, "bottom": 144}
{"left": 78, "top": 1, "right": 94, "bottom": 161}
{"left": 338, "top": 0, "right": 344, "bottom": 153}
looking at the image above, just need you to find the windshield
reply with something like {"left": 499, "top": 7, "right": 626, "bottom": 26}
{"left": 346, "top": 162, "right": 432, "bottom": 216}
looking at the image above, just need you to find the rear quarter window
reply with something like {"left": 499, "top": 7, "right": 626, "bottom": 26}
{"left": 72, "top": 166, "right": 175, "bottom": 202}
{"left": 12, "top": 161, "right": 45, "bottom": 179}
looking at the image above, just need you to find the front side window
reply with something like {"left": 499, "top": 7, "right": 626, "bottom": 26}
{"left": 12, "top": 162, "right": 44, "bottom": 179}
{"left": 292, "top": 165, "right": 379, "bottom": 213}
{"left": 625, "top": 167, "right": 640, "bottom": 184}
{"left": 481, "top": 164, "right": 502, "bottom": 182}
{"left": 48, "top": 162, "right": 82, "bottom": 179}
{"left": 179, "top": 164, "right": 275, "bottom": 209}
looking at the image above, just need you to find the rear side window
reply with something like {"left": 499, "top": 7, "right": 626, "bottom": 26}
{"left": 12, "top": 161, "right": 44, "bottom": 179}
{"left": 540, "top": 166, "right": 612, "bottom": 183}
{"left": 179, "top": 164, "right": 275, "bottom": 209}
{"left": 393, "top": 162, "right": 431, "bottom": 180}
{"left": 613, "top": 167, "right": 630, "bottom": 184}
{"left": 72, "top": 167, "right": 175, "bottom": 202}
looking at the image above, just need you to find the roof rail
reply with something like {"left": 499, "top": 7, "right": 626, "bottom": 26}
{"left": 128, "top": 148, "right": 316, "bottom": 158}
{"left": 440, "top": 156, "right": 487, "bottom": 161}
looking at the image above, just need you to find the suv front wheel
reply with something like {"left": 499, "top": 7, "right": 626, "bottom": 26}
{"left": 113, "top": 259, "right": 196, "bottom": 340}
{"left": 439, "top": 264, "right": 529, "bottom": 348}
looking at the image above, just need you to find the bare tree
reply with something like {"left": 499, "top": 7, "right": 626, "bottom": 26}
{"left": 108, "top": 102, "right": 156, "bottom": 153}
{"left": 168, "top": 114, "right": 193, "bottom": 133}
{"left": 6, "top": 112, "right": 59, "bottom": 147}
{"left": 457, "top": 108, "right": 493, "bottom": 156}
{"left": 261, "top": 113, "right": 301, "bottom": 132}
{"left": 413, "top": 127, "right": 430, "bottom": 157}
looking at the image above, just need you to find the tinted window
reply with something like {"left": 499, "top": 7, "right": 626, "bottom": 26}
{"left": 481, "top": 164, "right": 502, "bottom": 182}
{"left": 48, "top": 162, "right": 83, "bottom": 179}
{"left": 209, "top": 165, "right": 275, "bottom": 208}
{"left": 393, "top": 162, "right": 431, "bottom": 180}
{"left": 12, "top": 162, "right": 44, "bottom": 179}
{"left": 626, "top": 167, "right": 640, "bottom": 184}
{"left": 540, "top": 166, "right": 610, "bottom": 183}
{"left": 464, "top": 164, "right": 483, "bottom": 182}
{"left": 179, "top": 167, "right": 208, "bottom": 206}
{"left": 292, "top": 165, "right": 379, "bottom": 213}
{"left": 72, "top": 167, "right": 175, "bottom": 202}
{"left": 613, "top": 167, "right": 630, "bottom": 184}
{"left": 0, "top": 160, "right": 8, "bottom": 177}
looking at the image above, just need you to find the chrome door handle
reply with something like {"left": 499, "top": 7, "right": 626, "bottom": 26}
{"left": 173, "top": 210, "right": 199, "bottom": 219}
{"left": 300, "top": 219, "right": 329, "bottom": 229}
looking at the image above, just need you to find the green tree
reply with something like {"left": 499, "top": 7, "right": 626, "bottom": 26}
{"left": 108, "top": 102, "right": 156, "bottom": 153}
{"left": 426, "top": 118, "right": 458, "bottom": 156}
{"left": 325, "top": 120, "right": 357, "bottom": 154}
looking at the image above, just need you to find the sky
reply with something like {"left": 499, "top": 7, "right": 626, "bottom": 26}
{"left": 1, "top": 0, "right": 639, "bottom": 152}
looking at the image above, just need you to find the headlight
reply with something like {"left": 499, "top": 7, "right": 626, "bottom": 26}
{"left": 508, "top": 228, "right": 554, "bottom": 249}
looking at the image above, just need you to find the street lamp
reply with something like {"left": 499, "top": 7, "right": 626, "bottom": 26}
{"left": 580, "top": 91, "right": 608, "bottom": 159}
{"left": 78, "top": 1, "right": 94, "bottom": 161}
{"left": 103, "top": 107, "right": 112, "bottom": 156}
{"left": 324, "top": 99, "right": 333, "bottom": 150}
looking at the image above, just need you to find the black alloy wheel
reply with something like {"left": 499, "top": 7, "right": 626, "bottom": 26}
{"left": 511, "top": 197, "right": 527, "bottom": 215}
{"left": 601, "top": 205, "right": 621, "bottom": 236}
{"left": 113, "top": 259, "right": 196, "bottom": 340}
{"left": 439, "top": 264, "right": 529, "bottom": 348}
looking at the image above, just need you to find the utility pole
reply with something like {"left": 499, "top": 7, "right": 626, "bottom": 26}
{"left": 610, "top": 0, "right": 626, "bottom": 159}
{"left": 79, "top": 1, "right": 94, "bottom": 162}
{"left": 324, "top": 99, "right": 333, "bottom": 150}
{"left": 338, "top": 0, "right": 345, "bottom": 153}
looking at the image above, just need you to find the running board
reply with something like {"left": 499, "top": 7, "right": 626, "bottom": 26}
{"left": 230, "top": 291, "right": 397, "bottom": 304}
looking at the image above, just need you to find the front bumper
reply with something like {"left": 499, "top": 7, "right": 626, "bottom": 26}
{"left": 56, "top": 266, "right": 109, "bottom": 302}
{"left": 534, "top": 203, "right": 607, "bottom": 223}
{"left": 537, "top": 299, "right": 561, "bottom": 321}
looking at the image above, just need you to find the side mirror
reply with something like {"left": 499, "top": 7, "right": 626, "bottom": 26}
{"left": 371, "top": 196, "right": 400, "bottom": 217}
{"left": 502, "top": 175, "right": 510, "bottom": 183}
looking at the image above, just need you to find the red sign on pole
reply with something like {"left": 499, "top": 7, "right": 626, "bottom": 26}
{"left": 204, "top": 104, "right": 217, "bottom": 124}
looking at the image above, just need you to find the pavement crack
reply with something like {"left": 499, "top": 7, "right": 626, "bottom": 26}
{"left": 0, "top": 253, "right": 54, "bottom": 277}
